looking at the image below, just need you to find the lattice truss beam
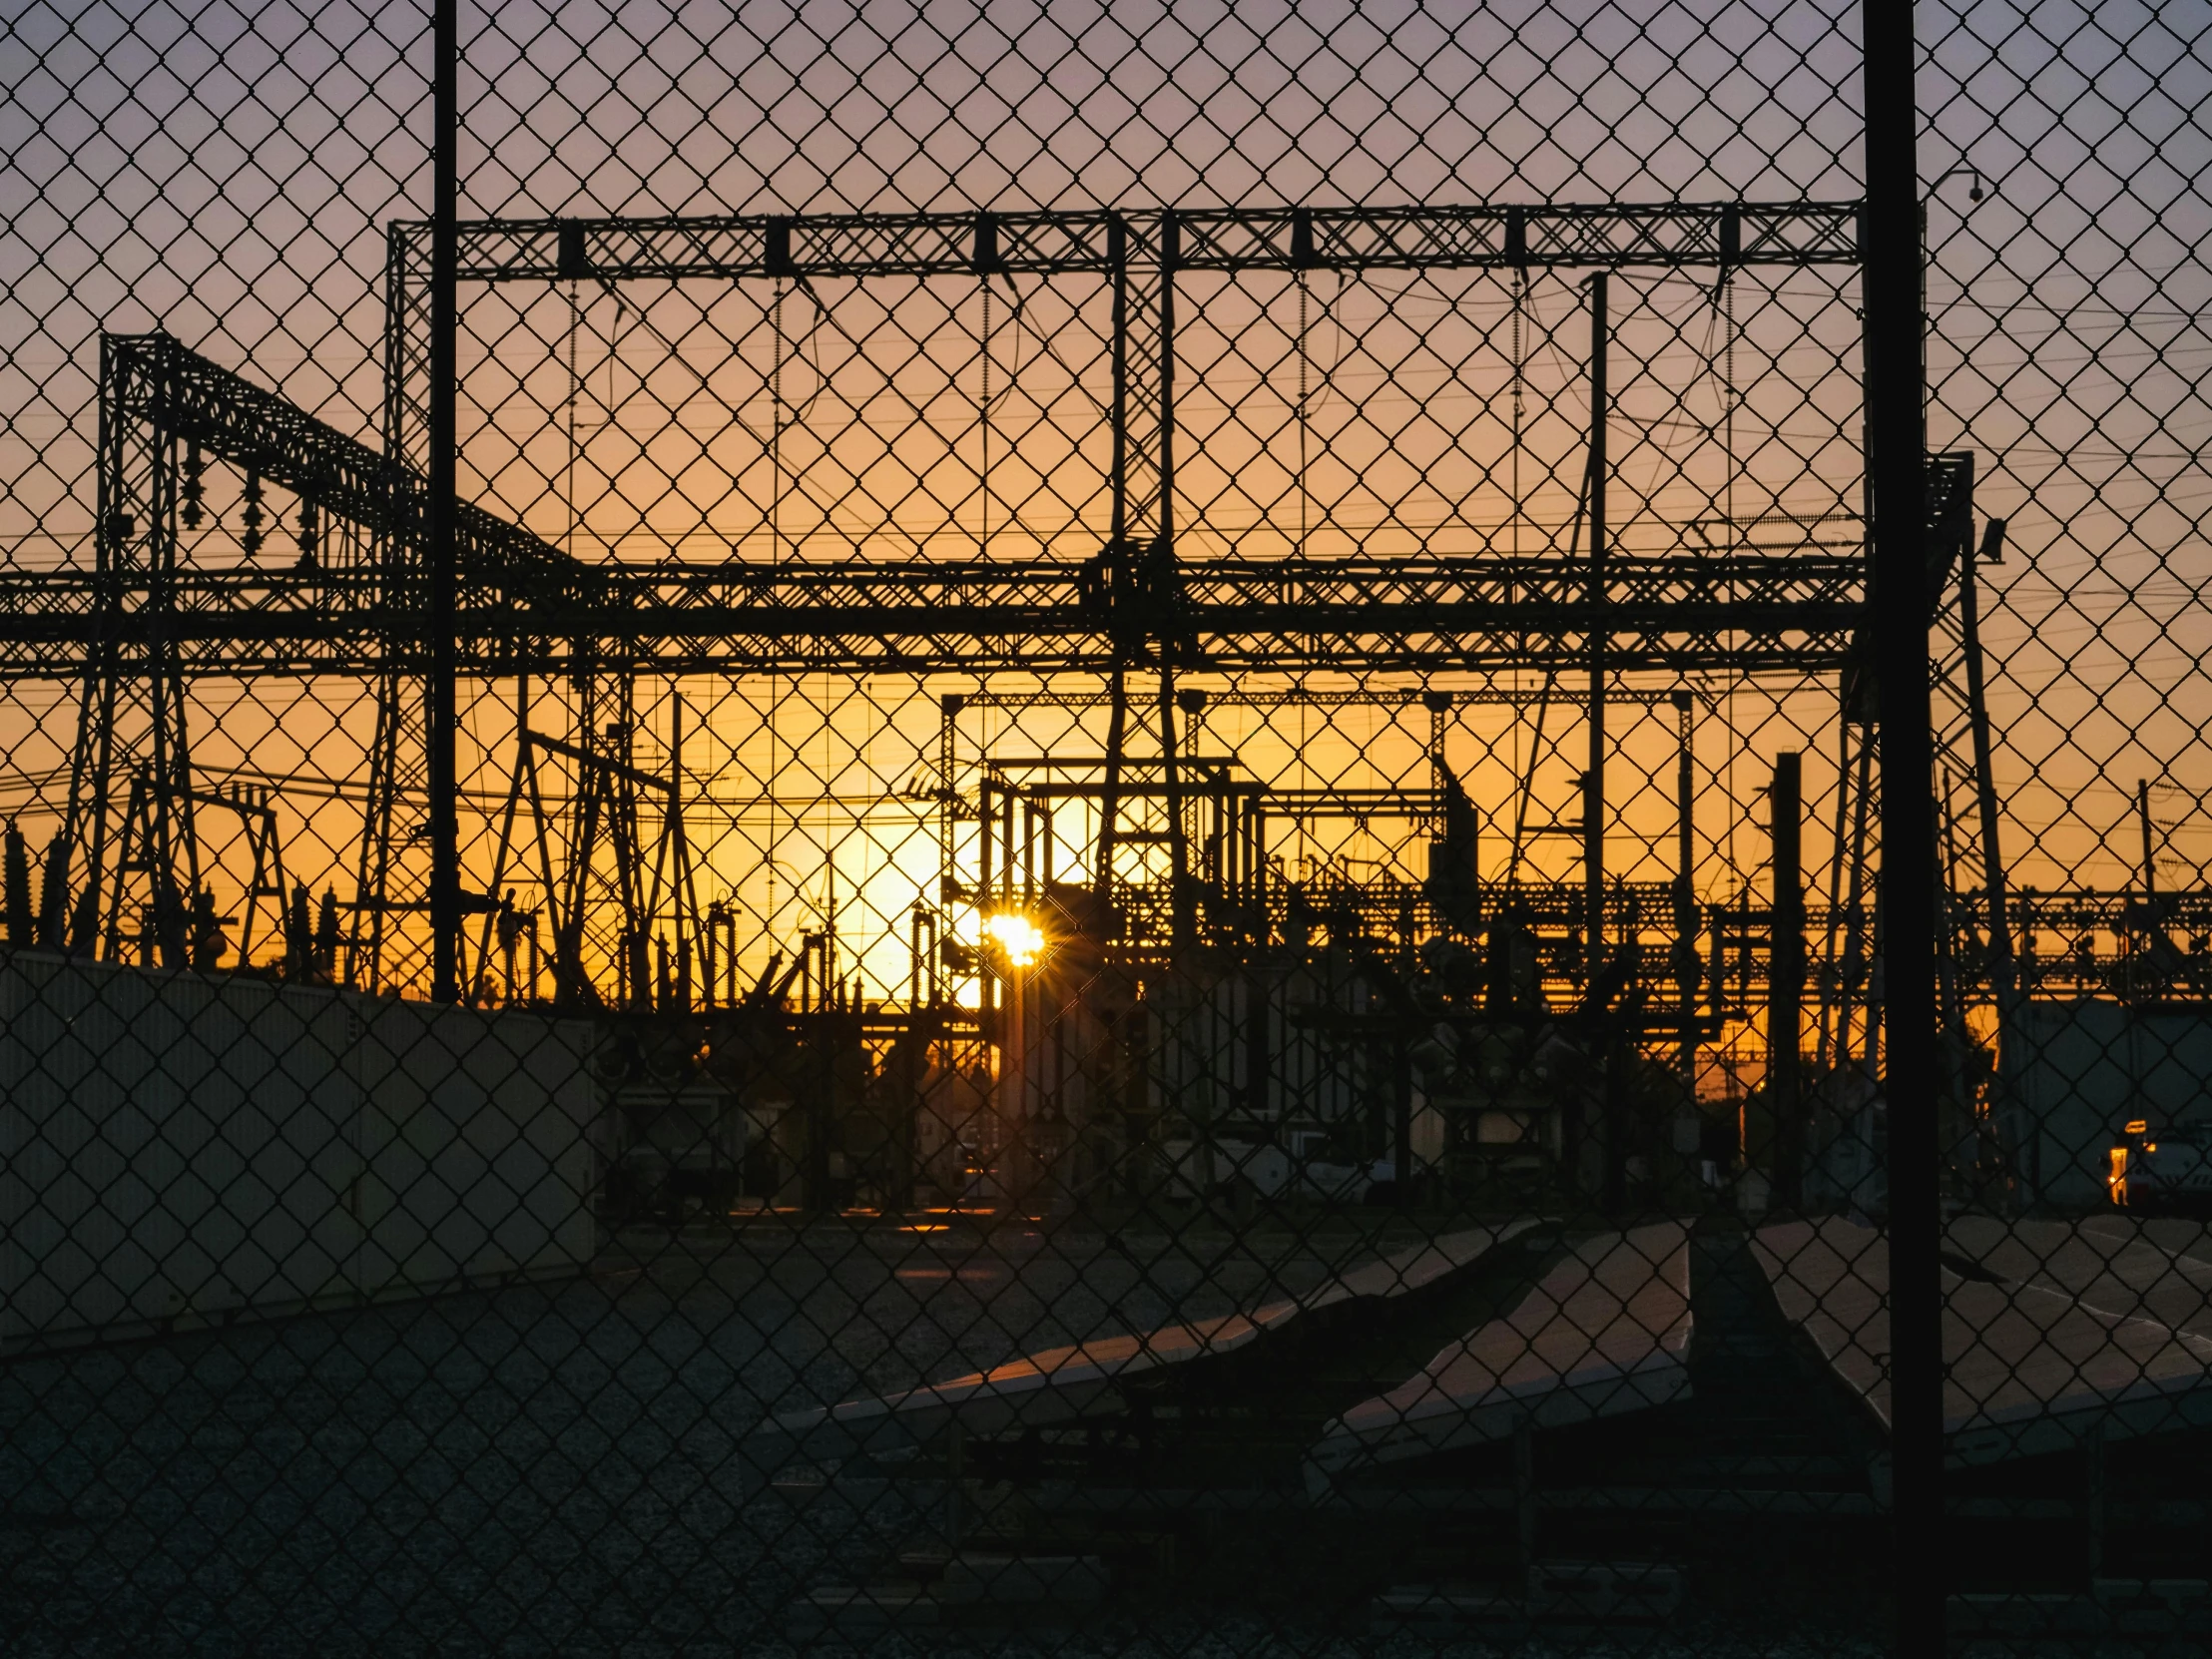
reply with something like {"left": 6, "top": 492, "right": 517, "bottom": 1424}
{"left": 31, "top": 200, "right": 1888, "bottom": 962}
{"left": 7, "top": 200, "right": 1873, "bottom": 680}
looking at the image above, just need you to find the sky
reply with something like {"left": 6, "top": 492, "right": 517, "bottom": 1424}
{"left": 1, "top": 0, "right": 2206, "bottom": 1004}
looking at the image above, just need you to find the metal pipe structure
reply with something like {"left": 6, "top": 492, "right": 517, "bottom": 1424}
{"left": 1675, "top": 689, "right": 1699, "bottom": 1088}
{"left": 1960, "top": 520, "right": 2012, "bottom": 996}
{"left": 45, "top": 203, "right": 1896, "bottom": 998}
{"left": 426, "top": 0, "right": 460, "bottom": 1004}
{"left": 1586, "top": 274, "right": 1613, "bottom": 1210}
{"left": 1769, "top": 750, "right": 1805, "bottom": 1209}
{"left": 24, "top": 334, "right": 1871, "bottom": 680}
{"left": 1864, "top": 0, "right": 1942, "bottom": 1647}
{"left": 1585, "top": 272, "right": 1609, "bottom": 988}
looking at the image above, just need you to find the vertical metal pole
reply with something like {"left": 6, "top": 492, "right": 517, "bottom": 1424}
{"left": 2136, "top": 777, "right": 2156, "bottom": 999}
{"left": 1817, "top": 717, "right": 1855, "bottom": 1072}
{"left": 1245, "top": 948, "right": 1270, "bottom": 1117}
{"left": 2136, "top": 778, "right": 2155, "bottom": 909}
{"left": 1841, "top": 726, "right": 1877, "bottom": 1068}
{"left": 1109, "top": 216, "right": 1128, "bottom": 548}
{"left": 152, "top": 431, "right": 194, "bottom": 955}
{"left": 1675, "top": 691, "right": 1699, "bottom": 1090}
{"left": 978, "top": 778, "right": 994, "bottom": 907}
{"left": 1156, "top": 211, "right": 1177, "bottom": 583}
{"left": 1584, "top": 274, "right": 1608, "bottom": 983}
{"left": 1022, "top": 796, "right": 1035, "bottom": 906}
{"left": 1770, "top": 751, "right": 1805, "bottom": 1209}
{"left": 426, "top": 0, "right": 462, "bottom": 1004}
{"left": 1936, "top": 768, "right": 1966, "bottom": 1035}
{"left": 1676, "top": 696, "right": 1695, "bottom": 910}
{"left": 939, "top": 691, "right": 960, "bottom": 909}
{"left": 1096, "top": 219, "right": 1129, "bottom": 911}
{"left": 1161, "top": 665, "right": 1193, "bottom": 950}
{"left": 809, "top": 1001, "right": 832, "bottom": 1213}
{"left": 668, "top": 689, "right": 686, "bottom": 1008}
{"left": 1157, "top": 214, "right": 1193, "bottom": 952}
{"left": 896, "top": 915, "right": 920, "bottom": 1215}
{"left": 1585, "top": 275, "right": 1610, "bottom": 1205}
{"left": 1865, "top": 2, "right": 1940, "bottom": 1650}
{"left": 1958, "top": 551, "right": 2012, "bottom": 996}
{"left": 1098, "top": 670, "right": 1126, "bottom": 900}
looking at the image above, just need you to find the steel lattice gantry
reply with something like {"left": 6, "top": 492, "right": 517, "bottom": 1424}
{"left": 378, "top": 200, "right": 1868, "bottom": 679}
{"left": 19, "top": 201, "right": 1875, "bottom": 681}
{"left": 35, "top": 200, "right": 1879, "bottom": 968}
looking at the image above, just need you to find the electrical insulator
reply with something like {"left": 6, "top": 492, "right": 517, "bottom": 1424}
{"left": 181, "top": 444, "right": 205, "bottom": 530}
{"left": 296, "top": 501, "right": 318, "bottom": 569}
{"left": 241, "top": 471, "right": 264, "bottom": 558}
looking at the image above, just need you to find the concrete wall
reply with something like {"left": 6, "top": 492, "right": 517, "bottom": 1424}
{"left": 0, "top": 952, "right": 597, "bottom": 1353}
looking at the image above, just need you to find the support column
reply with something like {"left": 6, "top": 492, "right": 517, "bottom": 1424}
{"left": 1584, "top": 274, "right": 1608, "bottom": 983}
{"left": 425, "top": 0, "right": 461, "bottom": 1003}
{"left": 1585, "top": 273, "right": 1612, "bottom": 1209}
{"left": 1864, "top": 1, "right": 1942, "bottom": 1648}
{"left": 1770, "top": 751, "right": 1805, "bottom": 1208}
{"left": 1959, "top": 532, "right": 2012, "bottom": 996}
{"left": 1674, "top": 690, "right": 1699, "bottom": 1090}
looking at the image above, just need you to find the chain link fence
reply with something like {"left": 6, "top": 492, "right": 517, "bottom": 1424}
{"left": 2, "top": 2, "right": 2208, "bottom": 1653}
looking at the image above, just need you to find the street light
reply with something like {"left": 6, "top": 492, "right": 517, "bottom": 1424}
{"left": 1932, "top": 165, "right": 1984, "bottom": 205}
{"left": 1920, "top": 167, "right": 1990, "bottom": 444}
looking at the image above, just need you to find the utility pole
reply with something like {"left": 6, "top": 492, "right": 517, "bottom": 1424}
{"left": 426, "top": 0, "right": 461, "bottom": 1004}
{"left": 2138, "top": 778, "right": 2156, "bottom": 908}
{"left": 1097, "top": 217, "right": 1129, "bottom": 913}
{"left": 1865, "top": 2, "right": 1941, "bottom": 1648}
{"left": 1960, "top": 521, "right": 2012, "bottom": 996}
{"left": 1584, "top": 273, "right": 1609, "bottom": 985}
{"left": 2136, "top": 777, "right": 2157, "bottom": 1001}
{"left": 1674, "top": 690, "right": 1699, "bottom": 1092}
{"left": 1770, "top": 752, "right": 1805, "bottom": 1209}
{"left": 1157, "top": 214, "right": 1193, "bottom": 954}
{"left": 1586, "top": 273, "right": 1612, "bottom": 1208}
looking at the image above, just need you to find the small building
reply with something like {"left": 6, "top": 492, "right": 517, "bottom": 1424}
{"left": 0, "top": 951, "right": 598, "bottom": 1354}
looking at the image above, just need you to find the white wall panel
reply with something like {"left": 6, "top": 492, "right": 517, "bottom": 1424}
{"left": 0, "top": 952, "right": 596, "bottom": 1353}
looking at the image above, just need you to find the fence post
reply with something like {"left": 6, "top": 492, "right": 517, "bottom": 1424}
{"left": 1864, "top": 1, "right": 1941, "bottom": 1651}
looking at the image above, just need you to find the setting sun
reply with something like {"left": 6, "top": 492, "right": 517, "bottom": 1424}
{"left": 983, "top": 911, "right": 1046, "bottom": 969}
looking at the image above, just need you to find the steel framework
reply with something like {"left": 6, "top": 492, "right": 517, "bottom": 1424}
{"left": 43, "top": 200, "right": 1876, "bottom": 977}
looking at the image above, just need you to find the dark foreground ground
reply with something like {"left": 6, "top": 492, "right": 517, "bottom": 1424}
{"left": 0, "top": 1215, "right": 1887, "bottom": 1657}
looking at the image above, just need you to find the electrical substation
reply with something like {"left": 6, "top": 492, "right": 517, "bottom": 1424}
{"left": 6, "top": 200, "right": 2212, "bottom": 1637}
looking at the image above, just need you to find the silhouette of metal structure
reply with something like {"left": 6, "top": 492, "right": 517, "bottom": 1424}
{"left": 24, "top": 200, "right": 2122, "bottom": 1051}
{"left": 20, "top": 201, "right": 1884, "bottom": 996}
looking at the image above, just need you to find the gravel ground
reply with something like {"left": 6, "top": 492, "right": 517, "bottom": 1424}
{"left": 0, "top": 1218, "right": 1878, "bottom": 1658}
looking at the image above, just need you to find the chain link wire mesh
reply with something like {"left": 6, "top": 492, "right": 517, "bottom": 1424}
{"left": 1, "top": 2, "right": 2207, "bottom": 1654}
